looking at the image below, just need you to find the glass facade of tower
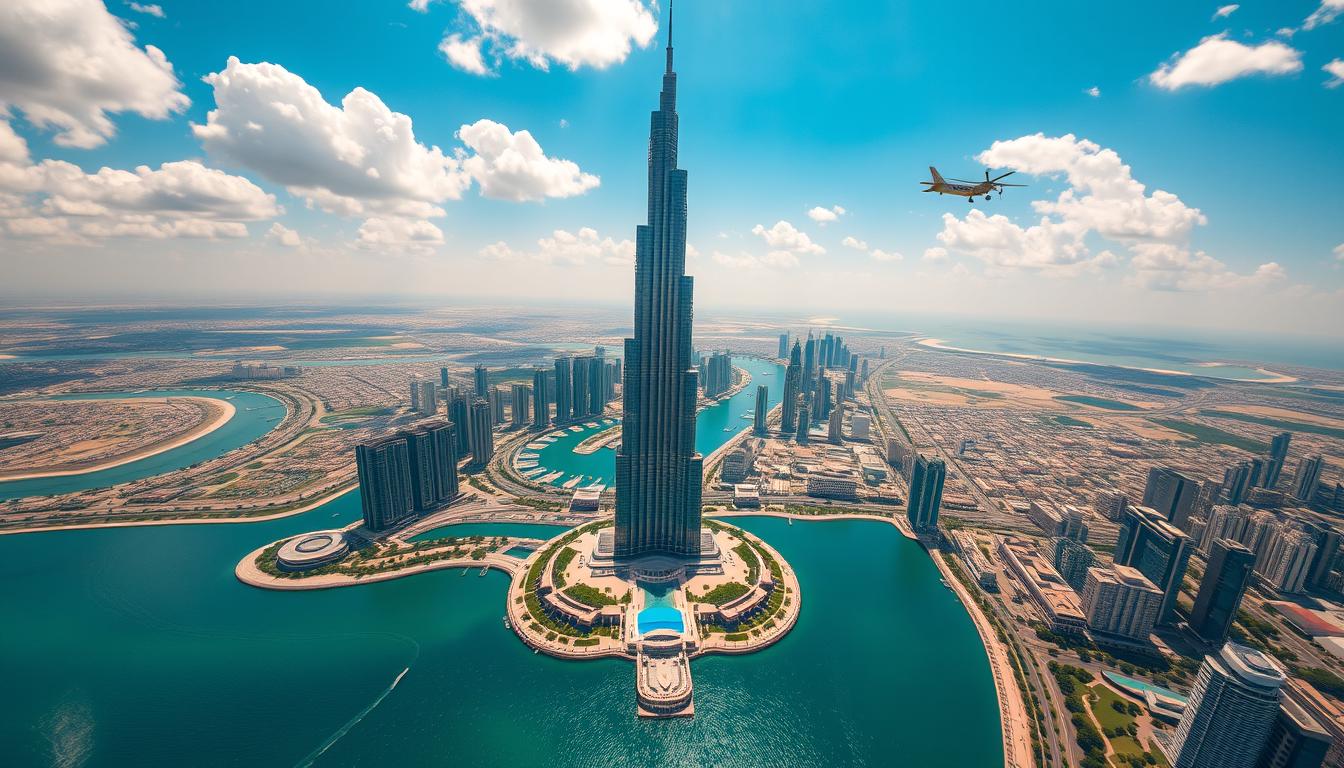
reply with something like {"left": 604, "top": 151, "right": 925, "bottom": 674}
{"left": 614, "top": 38, "right": 702, "bottom": 558}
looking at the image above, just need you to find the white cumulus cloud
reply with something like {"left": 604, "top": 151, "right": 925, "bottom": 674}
{"left": 458, "top": 119, "right": 599, "bottom": 202}
{"left": 1085, "top": 86, "right": 1101, "bottom": 97}
{"left": 807, "top": 205, "right": 845, "bottom": 224}
{"left": 1325, "top": 59, "right": 1344, "bottom": 88}
{"left": 356, "top": 216, "right": 444, "bottom": 251}
{"left": 751, "top": 220, "right": 824, "bottom": 255}
{"left": 934, "top": 134, "right": 1277, "bottom": 291}
{"left": 1334, "top": 243, "right": 1344, "bottom": 261}
{"left": 0, "top": 0, "right": 190, "bottom": 148}
{"left": 712, "top": 250, "right": 799, "bottom": 270}
{"left": 193, "top": 58, "right": 596, "bottom": 216}
{"left": 1213, "top": 4, "right": 1239, "bottom": 19}
{"left": 841, "top": 235, "right": 868, "bottom": 251}
{"left": 266, "top": 222, "right": 302, "bottom": 247}
{"left": 128, "top": 2, "right": 165, "bottom": 17}
{"left": 483, "top": 226, "right": 634, "bottom": 266}
{"left": 1149, "top": 34, "right": 1302, "bottom": 90}
{"left": 434, "top": 0, "right": 659, "bottom": 75}
{"left": 439, "top": 34, "right": 490, "bottom": 76}
{"left": 1304, "top": 0, "right": 1344, "bottom": 30}
{"left": 0, "top": 130, "right": 280, "bottom": 243}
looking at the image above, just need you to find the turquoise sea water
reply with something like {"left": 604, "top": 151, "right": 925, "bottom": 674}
{"left": 0, "top": 389, "right": 286, "bottom": 501}
{"left": 530, "top": 357, "right": 784, "bottom": 487}
{"left": 0, "top": 500, "right": 1000, "bottom": 766}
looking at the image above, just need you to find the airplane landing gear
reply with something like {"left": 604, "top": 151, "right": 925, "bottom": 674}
{"left": 968, "top": 197, "right": 974, "bottom": 203}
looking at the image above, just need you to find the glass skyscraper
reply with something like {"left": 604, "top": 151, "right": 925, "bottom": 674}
{"left": 613, "top": 23, "right": 702, "bottom": 558}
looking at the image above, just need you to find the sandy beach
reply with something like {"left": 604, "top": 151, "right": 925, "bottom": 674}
{"left": 0, "top": 396, "right": 236, "bottom": 482}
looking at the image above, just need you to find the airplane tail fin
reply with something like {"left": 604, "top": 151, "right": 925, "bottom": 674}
{"left": 929, "top": 166, "right": 945, "bottom": 184}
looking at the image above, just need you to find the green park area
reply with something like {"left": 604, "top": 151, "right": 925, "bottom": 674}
{"left": 1087, "top": 683, "right": 1168, "bottom": 768}
{"left": 1150, "top": 418, "right": 1269, "bottom": 453}
{"left": 1200, "top": 410, "right": 1344, "bottom": 441}
{"left": 1054, "top": 395, "right": 1143, "bottom": 411}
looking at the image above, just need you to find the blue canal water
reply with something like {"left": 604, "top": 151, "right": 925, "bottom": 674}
{"left": 0, "top": 389, "right": 286, "bottom": 501}
{"left": 527, "top": 357, "right": 783, "bottom": 488}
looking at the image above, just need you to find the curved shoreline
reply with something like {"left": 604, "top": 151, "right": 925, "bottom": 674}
{"left": 0, "top": 396, "right": 237, "bottom": 482}
{"left": 0, "top": 483, "right": 358, "bottom": 537}
{"left": 916, "top": 337, "right": 1299, "bottom": 384}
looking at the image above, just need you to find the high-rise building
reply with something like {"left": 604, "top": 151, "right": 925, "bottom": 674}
{"left": 721, "top": 440, "right": 757, "bottom": 484}
{"left": 473, "top": 364, "right": 489, "bottom": 398}
{"left": 907, "top": 454, "right": 945, "bottom": 531}
{"left": 1293, "top": 456, "right": 1324, "bottom": 502}
{"left": 1052, "top": 536, "right": 1096, "bottom": 591}
{"left": 553, "top": 357, "right": 573, "bottom": 425}
{"left": 1300, "top": 519, "right": 1341, "bottom": 591}
{"left": 612, "top": 29, "right": 703, "bottom": 559}
{"left": 1267, "top": 432, "right": 1292, "bottom": 489}
{"left": 356, "top": 436, "right": 415, "bottom": 532}
{"left": 571, "top": 355, "right": 594, "bottom": 420}
{"left": 777, "top": 333, "right": 789, "bottom": 359}
{"left": 827, "top": 402, "right": 844, "bottom": 444}
{"left": 531, "top": 368, "right": 550, "bottom": 428}
{"left": 588, "top": 355, "right": 606, "bottom": 415}
{"left": 1167, "top": 643, "right": 1286, "bottom": 768}
{"left": 399, "top": 420, "right": 459, "bottom": 512}
{"left": 468, "top": 398, "right": 493, "bottom": 469}
{"left": 1224, "top": 461, "right": 1256, "bottom": 505}
{"left": 1191, "top": 539, "right": 1256, "bottom": 645}
{"left": 753, "top": 385, "right": 769, "bottom": 436}
{"left": 1080, "top": 564, "right": 1164, "bottom": 641}
{"left": 490, "top": 385, "right": 506, "bottom": 425}
{"left": 1256, "top": 697, "right": 1331, "bottom": 768}
{"left": 703, "top": 351, "right": 732, "bottom": 398}
{"left": 795, "top": 404, "right": 810, "bottom": 443}
{"left": 781, "top": 341, "right": 802, "bottom": 435}
{"left": 1062, "top": 506, "right": 1090, "bottom": 544}
{"left": 1115, "top": 505, "right": 1193, "bottom": 623}
{"left": 448, "top": 393, "right": 470, "bottom": 457}
{"left": 817, "top": 376, "right": 832, "bottom": 423}
{"left": 439, "top": 367, "right": 450, "bottom": 388}
{"left": 1260, "top": 527, "right": 1317, "bottom": 594}
{"left": 511, "top": 383, "right": 531, "bottom": 429}
{"left": 1145, "top": 466, "right": 1200, "bottom": 530}
{"left": 1094, "top": 488, "right": 1129, "bottom": 521}
{"left": 417, "top": 380, "right": 438, "bottom": 416}
{"left": 409, "top": 379, "right": 420, "bottom": 412}
{"left": 802, "top": 332, "right": 817, "bottom": 397}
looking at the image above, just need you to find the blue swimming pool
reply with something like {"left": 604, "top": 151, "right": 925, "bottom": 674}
{"left": 1103, "top": 671, "right": 1188, "bottom": 704}
{"left": 637, "top": 585, "right": 684, "bottom": 635}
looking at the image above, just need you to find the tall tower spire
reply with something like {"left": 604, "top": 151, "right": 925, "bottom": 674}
{"left": 665, "top": 0, "right": 674, "bottom": 73}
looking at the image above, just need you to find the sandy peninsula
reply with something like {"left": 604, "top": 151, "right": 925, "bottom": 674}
{"left": 0, "top": 396, "right": 236, "bottom": 482}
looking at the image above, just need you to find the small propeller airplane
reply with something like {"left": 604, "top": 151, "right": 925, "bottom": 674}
{"left": 920, "top": 167, "right": 1026, "bottom": 202}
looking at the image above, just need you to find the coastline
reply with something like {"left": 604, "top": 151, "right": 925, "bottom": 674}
{"left": 929, "top": 548, "right": 1034, "bottom": 768}
{"left": 0, "top": 396, "right": 237, "bottom": 482}
{"left": 916, "top": 337, "right": 1299, "bottom": 384}
{"left": 0, "top": 483, "right": 357, "bottom": 537}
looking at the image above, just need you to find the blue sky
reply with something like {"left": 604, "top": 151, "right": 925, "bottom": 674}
{"left": 1, "top": 0, "right": 1342, "bottom": 334}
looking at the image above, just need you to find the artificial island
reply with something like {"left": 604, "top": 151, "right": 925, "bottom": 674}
{"left": 239, "top": 14, "right": 803, "bottom": 718}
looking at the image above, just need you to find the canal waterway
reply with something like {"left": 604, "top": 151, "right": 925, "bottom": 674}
{"left": 0, "top": 389, "right": 286, "bottom": 501}
{"left": 526, "top": 357, "right": 784, "bottom": 488}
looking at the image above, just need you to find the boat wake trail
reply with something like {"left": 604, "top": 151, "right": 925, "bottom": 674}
{"left": 294, "top": 666, "right": 410, "bottom": 768}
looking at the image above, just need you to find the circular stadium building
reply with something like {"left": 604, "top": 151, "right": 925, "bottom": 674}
{"left": 276, "top": 530, "right": 350, "bottom": 572}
